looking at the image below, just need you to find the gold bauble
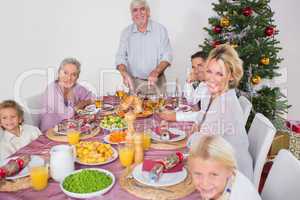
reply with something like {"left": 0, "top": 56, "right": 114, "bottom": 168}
{"left": 231, "top": 43, "right": 238, "bottom": 48}
{"left": 260, "top": 57, "right": 270, "bottom": 65}
{"left": 220, "top": 17, "right": 230, "bottom": 27}
{"left": 251, "top": 75, "right": 262, "bottom": 85}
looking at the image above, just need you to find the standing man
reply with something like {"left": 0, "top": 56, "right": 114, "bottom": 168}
{"left": 116, "top": 0, "right": 172, "bottom": 95}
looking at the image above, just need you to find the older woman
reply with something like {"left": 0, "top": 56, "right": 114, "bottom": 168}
{"left": 188, "top": 135, "right": 261, "bottom": 200}
{"left": 160, "top": 44, "right": 253, "bottom": 179}
{"left": 39, "top": 58, "right": 94, "bottom": 132}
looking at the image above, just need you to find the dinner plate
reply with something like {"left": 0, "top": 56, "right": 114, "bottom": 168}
{"left": 99, "top": 124, "right": 127, "bottom": 132}
{"left": 0, "top": 155, "right": 44, "bottom": 180}
{"left": 60, "top": 168, "right": 115, "bottom": 199}
{"left": 132, "top": 163, "right": 187, "bottom": 187}
{"left": 103, "top": 134, "right": 126, "bottom": 145}
{"left": 84, "top": 105, "right": 101, "bottom": 115}
{"left": 75, "top": 146, "right": 118, "bottom": 166}
{"left": 100, "top": 104, "right": 114, "bottom": 112}
{"left": 151, "top": 128, "right": 186, "bottom": 142}
{"left": 175, "top": 104, "right": 192, "bottom": 112}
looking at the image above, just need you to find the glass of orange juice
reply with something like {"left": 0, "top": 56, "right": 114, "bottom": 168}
{"left": 67, "top": 129, "right": 80, "bottom": 145}
{"left": 95, "top": 96, "right": 103, "bottom": 109}
{"left": 118, "top": 144, "right": 134, "bottom": 168}
{"left": 29, "top": 159, "right": 48, "bottom": 191}
{"left": 143, "top": 131, "right": 152, "bottom": 150}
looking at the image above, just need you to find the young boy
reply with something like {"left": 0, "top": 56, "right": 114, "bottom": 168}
{"left": 0, "top": 100, "right": 41, "bottom": 161}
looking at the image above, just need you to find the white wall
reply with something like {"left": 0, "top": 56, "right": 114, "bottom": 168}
{"left": 0, "top": 0, "right": 299, "bottom": 119}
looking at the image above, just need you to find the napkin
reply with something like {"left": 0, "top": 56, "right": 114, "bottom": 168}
{"left": 142, "top": 159, "right": 184, "bottom": 173}
{"left": 152, "top": 127, "right": 179, "bottom": 139}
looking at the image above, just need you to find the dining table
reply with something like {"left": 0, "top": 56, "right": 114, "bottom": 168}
{"left": 0, "top": 96, "right": 202, "bottom": 200}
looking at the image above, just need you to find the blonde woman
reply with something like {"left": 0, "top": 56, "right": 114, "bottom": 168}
{"left": 188, "top": 135, "right": 261, "bottom": 200}
{"left": 160, "top": 44, "right": 253, "bottom": 179}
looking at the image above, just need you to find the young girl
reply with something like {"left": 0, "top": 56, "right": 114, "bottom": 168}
{"left": 0, "top": 100, "right": 41, "bottom": 161}
{"left": 188, "top": 135, "right": 261, "bottom": 200}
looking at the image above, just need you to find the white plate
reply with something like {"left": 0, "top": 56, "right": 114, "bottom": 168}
{"left": 0, "top": 155, "right": 44, "bottom": 180}
{"left": 132, "top": 163, "right": 187, "bottom": 187}
{"left": 100, "top": 104, "right": 114, "bottom": 112}
{"left": 75, "top": 147, "right": 118, "bottom": 166}
{"left": 60, "top": 168, "right": 115, "bottom": 199}
{"left": 175, "top": 104, "right": 192, "bottom": 112}
{"left": 84, "top": 105, "right": 101, "bottom": 114}
{"left": 103, "top": 134, "right": 126, "bottom": 145}
{"left": 99, "top": 124, "right": 127, "bottom": 132}
{"left": 151, "top": 128, "right": 186, "bottom": 142}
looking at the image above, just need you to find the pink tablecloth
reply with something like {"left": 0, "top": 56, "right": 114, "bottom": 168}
{"left": 0, "top": 97, "right": 202, "bottom": 200}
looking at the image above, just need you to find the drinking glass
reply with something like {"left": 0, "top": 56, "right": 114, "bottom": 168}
{"left": 95, "top": 96, "right": 103, "bottom": 109}
{"left": 118, "top": 144, "right": 134, "bottom": 168}
{"left": 29, "top": 158, "right": 48, "bottom": 191}
{"left": 67, "top": 129, "right": 80, "bottom": 145}
{"left": 142, "top": 130, "right": 152, "bottom": 150}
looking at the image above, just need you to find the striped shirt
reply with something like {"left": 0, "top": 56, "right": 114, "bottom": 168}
{"left": 115, "top": 20, "right": 172, "bottom": 79}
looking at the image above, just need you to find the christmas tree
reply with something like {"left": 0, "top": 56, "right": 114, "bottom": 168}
{"left": 200, "top": 0, "right": 289, "bottom": 129}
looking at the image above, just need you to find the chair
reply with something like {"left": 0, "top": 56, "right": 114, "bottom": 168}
{"left": 261, "top": 150, "right": 300, "bottom": 200}
{"left": 248, "top": 113, "right": 276, "bottom": 190}
{"left": 23, "top": 93, "right": 43, "bottom": 127}
{"left": 238, "top": 95, "right": 252, "bottom": 126}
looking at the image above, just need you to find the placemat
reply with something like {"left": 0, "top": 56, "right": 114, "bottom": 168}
{"left": 46, "top": 127, "right": 101, "bottom": 142}
{"left": 150, "top": 138, "right": 187, "bottom": 150}
{"left": 119, "top": 166, "right": 195, "bottom": 200}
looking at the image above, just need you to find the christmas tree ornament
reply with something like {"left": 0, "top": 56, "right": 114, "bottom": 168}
{"left": 213, "top": 25, "right": 222, "bottom": 33}
{"left": 260, "top": 57, "right": 270, "bottom": 65}
{"left": 265, "top": 26, "right": 275, "bottom": 36}
{"left": 242, "top": 7, "right": 253, "bottom": 17}
{"left": 212, "top": 40, "right": 221, "bottom": 48}
{"left": 220, "top": 16, "right": 230, "bottom": 27}
{"left": 251, "top": 75, "right": 262, "bottom": 85}
{"left": 231, "top": 43, "right": 238, "bottom": 48}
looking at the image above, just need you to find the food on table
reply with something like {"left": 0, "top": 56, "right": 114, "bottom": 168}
{"left": 149, "top": 152, "right": 184, "bottom": 182}
{"left": 75, "top": 141, "right": 114, "bottom": 164}
{"left": 0, "top": 155, "right": 30, "bottom": 181}
{"left": 62, "top": 169, "right": 113, "bottom": 193}
{"left": 56, "top": 120, "right": 78, "bottom": 133}
{"left": 108, "top": 130, "right": 127, "bottom": 143}
{"left": 117, "top": 95, "right": 155, "bottom": 118}
{"left": 100, "top": 115, "right": 127, "bottom": 130}
{"left": 56, "top": 115, "right": 98, "bottom": 135}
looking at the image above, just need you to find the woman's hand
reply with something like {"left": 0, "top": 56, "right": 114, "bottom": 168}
{"left": 158, "top": 111, "right": 176, "bottom": 121}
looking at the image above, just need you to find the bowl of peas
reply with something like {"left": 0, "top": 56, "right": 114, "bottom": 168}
{"left": 60, "top": 168, "right": 115, "bottom": 198}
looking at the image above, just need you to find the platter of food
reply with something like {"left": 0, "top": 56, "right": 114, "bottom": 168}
{"left": 75, "top": 141, "right": 118, "bottom": 165}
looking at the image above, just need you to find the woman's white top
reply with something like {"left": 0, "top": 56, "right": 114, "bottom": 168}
{"left": 178, "top": 82, "right": 209, "bottom": 122}
{"left": 0, "top": 124, "right": 41, "bottom": 162}
{"left": 182, "top": 88, "right": 253, "bottom": 179}
{"left": 184, "top": 81, "right": 208, "bottom": 106}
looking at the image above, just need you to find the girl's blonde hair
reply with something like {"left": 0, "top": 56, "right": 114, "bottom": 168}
{"left": 188, "top": 135, "right": 237, "bottom": 171}
{"left": 0, "top": 100, "right": 24, "bottom": 128}
{"left": 207, "top": 44, "right": 244, "bottom": 89}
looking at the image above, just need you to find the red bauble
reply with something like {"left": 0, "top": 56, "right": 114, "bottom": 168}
{"left": 213, "top": 25, "right": 222, "bottom": 33}
{"left": 242, "top": 7, "right": 253, "bottom": 16}
{"left": 212, "top": 40, "right": 221, "bottom": 48}
{"left": 16, "top": 158, "right": 25, "bottom": 170}
{"left": 0, "top": 168, "right": 6, "bottom": 178}
{"left": 265, "top": 26, "right": 275, "bottom": 36}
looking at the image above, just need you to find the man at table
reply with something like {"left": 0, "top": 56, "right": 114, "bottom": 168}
{"left": 115, "top": 0, "right": 173, "bottom": 95}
